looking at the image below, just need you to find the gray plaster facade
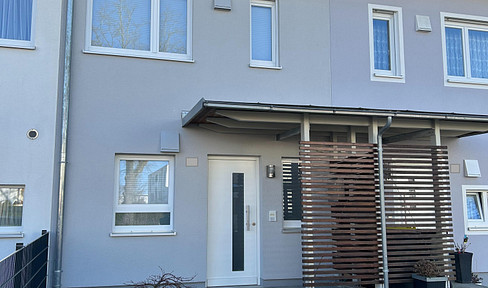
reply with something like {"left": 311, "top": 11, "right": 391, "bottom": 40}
{"left": 1, "top": 0, "right": 488, "bottom": 287}
{"left": 0, "top": 0, "right": 64, "bottom": 264}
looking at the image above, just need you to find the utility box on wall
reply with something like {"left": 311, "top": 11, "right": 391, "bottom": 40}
{"left": 160, "top": 131, "right": 180, "bottom": 153}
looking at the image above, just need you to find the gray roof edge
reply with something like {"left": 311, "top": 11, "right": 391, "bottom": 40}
{"left": 182, "top": 99, "right": 488, "bottom": 126}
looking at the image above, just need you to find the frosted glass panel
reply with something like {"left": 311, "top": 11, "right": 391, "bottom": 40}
{"left": 469, "top": 29, "right": 488, "bottom": 79}
{"left": 445, "top": 27, "right": 465, "bottom": 77}
{"left": 466, "top": 194, "right": 482, "bottom": 220}
{"left": 92, "top": 0, "right": 151, "bottom": 50}
{"left": 252, "top": 5, "right": 272, "bottom": 61}
{"left": 373, "top": 19, "right": 390, "bottom": 70}
{"left": 0, "top": 0, "right": 33, "bottom": 41}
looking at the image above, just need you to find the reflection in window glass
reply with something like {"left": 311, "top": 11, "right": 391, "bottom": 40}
{"left": 251, "top": 5, "right": 272, "bottom": 61}
{"left": 160, "top": 0, "right": 187, "bottom": 54}
{"left": 91, "top": 0, "right": 151, "bottom": 50}
{"left": 119, "top": 160, "right": 169, "bottom": 205}
{"left": 0, "top": 186, "right": 24, "bottom": 227}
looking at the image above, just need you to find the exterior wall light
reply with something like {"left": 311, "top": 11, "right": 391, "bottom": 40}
{"left": 266, "top": 164, "right": 276, "bottom": 178}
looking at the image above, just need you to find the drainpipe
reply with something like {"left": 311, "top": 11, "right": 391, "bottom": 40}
{"left": 378, "top": 116, "right": 392, "bottom": 288}
{"left": 53, "top": 0, "right": 74, "bottom": 287}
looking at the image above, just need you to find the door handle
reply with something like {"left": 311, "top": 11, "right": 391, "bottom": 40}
{"left": 246, "top": 205, "right": 250, "bottom": 231}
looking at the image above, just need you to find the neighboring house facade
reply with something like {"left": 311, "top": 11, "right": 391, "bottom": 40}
{"left": 0, "top": 0, "right": 64, "bottom": 271}
{"left": 2, "top": 0, "right": 488, "bottom": 288}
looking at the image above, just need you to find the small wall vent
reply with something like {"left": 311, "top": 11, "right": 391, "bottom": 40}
{"left": 464, "top": 159, "right": 481, "bottom": 177}
{"left": 416, "top": 15, "right": 432, "bottom": 32}
{"left": 214, "top": 0, "right": 231, "bottom": 10}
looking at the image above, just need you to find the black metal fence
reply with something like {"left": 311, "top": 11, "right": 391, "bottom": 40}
{"left": 0, "top": 231, "right": 49, "bottom": 288}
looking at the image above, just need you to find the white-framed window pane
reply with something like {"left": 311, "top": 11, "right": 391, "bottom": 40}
{"left": 159, "top": 0, "right": 187, "bottom": 54}
{"left": 469, "top": 29, "right": 488, "bottom": 79}
{"left": 466, "top": 193, "right": 482, "bottom": 220}
{"left": 373, "top": 19, "right": 391, "bottom": 71}
{"left": 446, "top": 27, "right": 465, "bottom": 77}
{"left": 91, "top": 0, "right": 151, "bottom": 50}
{"left": 251, "top": 5, "right": 272, "bottom": 61}
{"left": 0, "top": 186, "right": 24, "bottom": 227}
{"left": 0, "top": 0, "right": 33, "bottom": 41}
{"left": 119, "top": 159, "right": 169, "bottom": 205}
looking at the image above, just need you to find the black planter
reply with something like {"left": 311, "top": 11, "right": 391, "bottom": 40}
{"left": 412, "top": 274, "right": 447, "bottom": 288}
{"left": 454, "top": 252, "right": 473, "bottom": 283}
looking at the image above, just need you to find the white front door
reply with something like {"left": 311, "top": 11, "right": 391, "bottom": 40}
{"left": 207, "top": 157, "right": 259, "bottom": 287}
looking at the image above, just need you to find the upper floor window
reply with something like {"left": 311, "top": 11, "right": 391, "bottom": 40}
{"left": 0, "top": 0, "right": 35, "bottom": 49}
{"left": 112, "top": 155, "right": 175, "bottom": 235}
{"left": 250, "top": 0, "right": 280, "bottom": 69}
{"left": 85, "top": 0, "right": 192, "bottom": 62}
{"left": 368, "top": 4, "right": 405, "bottom": 83}
{"left": 0, "top": 185, "right": 24, "bottom": 233}
{"left": 442, "top": 13, "right": 488, "bottom": 88}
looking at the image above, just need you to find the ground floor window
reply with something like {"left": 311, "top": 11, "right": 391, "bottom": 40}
{"left": 0, "top": 185, "right": 24, "bottom": 233}
{"left": 463, "top": 185, "right": 488, "bottom": 233}
{"left": 113, "top": 155, "right": 174, "bottom": 234}
{"left": 282, "top": 158, "right": 301, "bottom": 230}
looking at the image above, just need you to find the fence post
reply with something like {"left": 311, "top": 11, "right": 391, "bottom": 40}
{"left": 14, "top": 243, "right": 24, "bottom": 288}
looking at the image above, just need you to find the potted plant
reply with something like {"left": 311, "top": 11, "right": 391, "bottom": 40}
{"left": 412, "top": 259, "right": 447, "bottom": 288}
{"left": 472, "top": 274, "right": 484, "bottom": 286}
{"left": 454, "top": 235, "right": 473, "bottom": 283}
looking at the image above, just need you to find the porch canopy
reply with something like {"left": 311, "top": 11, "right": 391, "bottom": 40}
{"left": 182, "top": 99, "right": 488, "bottom": 287}
{"left": 182, "top": 98, "right": 488, "bottom": 143}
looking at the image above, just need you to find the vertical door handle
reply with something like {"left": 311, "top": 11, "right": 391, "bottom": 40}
{"left": 246, "top": 205, "right": 250, "bottom": 231}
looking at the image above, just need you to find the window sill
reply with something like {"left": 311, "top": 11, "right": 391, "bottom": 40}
{"left": 0, "top": 232, "right": 24, "bottom": 239}
{"left": 83, "top": 49, "right": 194, "bottom": 63}
{"left": 447, "top": 77, "right": 488, "bottom": 87}
{"left": 110, "top": 231, "right": 177, "bottom": 237}
{"left": 467, "top": 226, "right": 488, "bottom": 232}
{"left": 371, "top": 72, "right": 405, "bottom": 83}
{"left": 0, "top": 43, "right": 35, "bottom": 50}
{"left": 249, "top": 64, "right": 282, "bottom": 70}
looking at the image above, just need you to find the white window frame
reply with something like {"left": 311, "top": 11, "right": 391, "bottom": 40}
{"left": 0, "top": 185, "right": 25, "bottom": 237}
{"left": 111, "top": 155, "right": 175, "bottom": 236}
{"left": 250, "top": 0, "right": 280, "bottom": 69}
{"left": 282, "top": 158, "right": 301, "bottom": 232}
{"left": 368, "top": 4, "right": 405, "bottom": 83}
{"left": 462, "top": 185, "right": 488, "bottom": 235}
{"left": 85, "top": 0, "right": 193, "bottom": 62}
{"left": 0, "top": 0, "right": 36, "bottom": 50}
{"left": 441, "top": 12, "right": 488, "bottom": 89}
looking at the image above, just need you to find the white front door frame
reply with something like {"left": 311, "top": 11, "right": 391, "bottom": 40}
{"left": 206, "top": 156, "right": 261, "bottom": 287}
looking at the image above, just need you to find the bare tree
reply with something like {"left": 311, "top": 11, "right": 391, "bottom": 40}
{"left": 92, "top": 0, "right": 149, "bottom": 50}
{"left": 92, "top": 0, "right": 187, "bottom": 53}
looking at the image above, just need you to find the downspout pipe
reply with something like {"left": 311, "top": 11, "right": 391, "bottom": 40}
{"left": 378, "top": 116, "right": 392, "bottom": 288}
{"left": 53, "top": 0, "right": 74, "bottom": 287}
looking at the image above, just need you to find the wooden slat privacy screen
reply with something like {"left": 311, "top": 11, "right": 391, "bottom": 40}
{"left": 300, "top": 142, "right": 454, "bottom": 287}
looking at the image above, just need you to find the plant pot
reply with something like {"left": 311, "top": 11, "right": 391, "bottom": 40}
{"left": 454, "top": 252, "right": 473, "bottom": 283}
{"left": 412, "top": 274, "right": 447, "bottom": 288}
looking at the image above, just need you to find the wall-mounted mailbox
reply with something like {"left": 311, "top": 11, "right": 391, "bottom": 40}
{"left": 214, "top": 0, "right": 231, "bottom": 10}
{"left": 160, "top": 131, "right": 180, "bottom": 153}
